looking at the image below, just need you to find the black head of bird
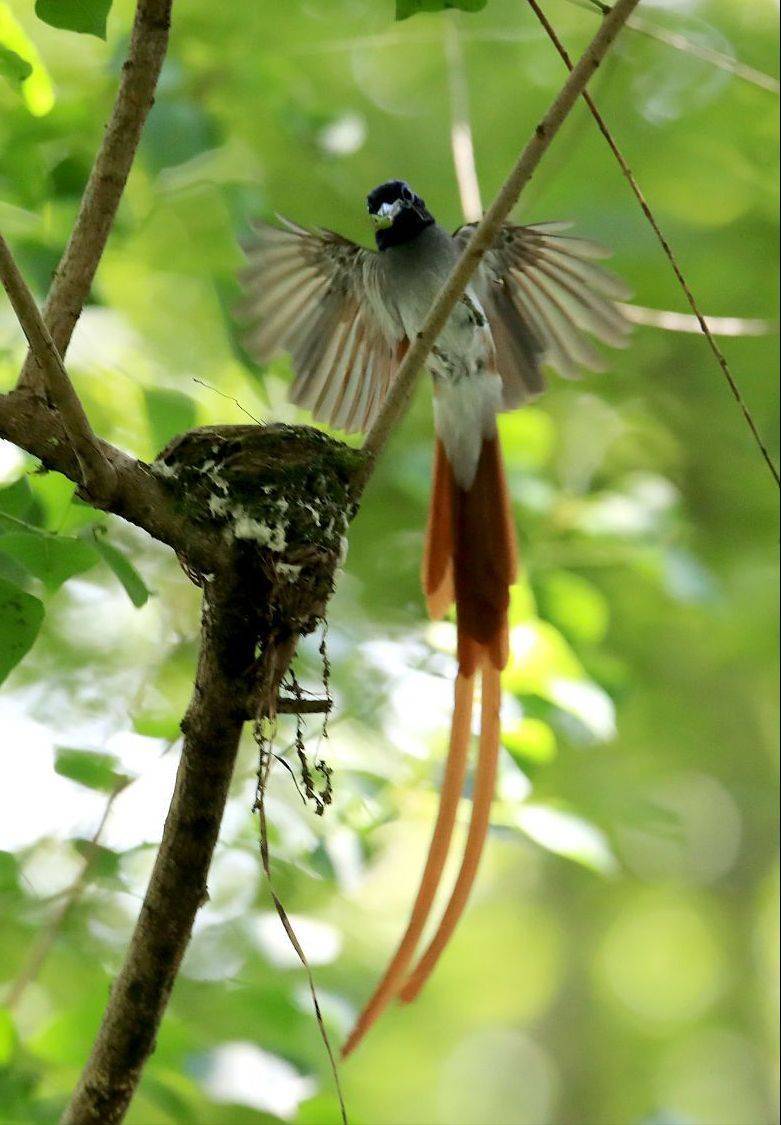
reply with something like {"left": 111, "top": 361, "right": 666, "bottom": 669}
{"left": 366, "top": 179, "right": 435, "bottom": 250}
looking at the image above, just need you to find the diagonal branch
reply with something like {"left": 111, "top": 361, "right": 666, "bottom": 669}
{"left": 17, "top": 0, "right": 173, "bottom": 392}
{"left": 61, "top": 576, "right": 266, "bottom": 1125}
{"left": 0, "top": 233, "right": 116, "bottom": 500}
{"left": 356, "top": 0, "right": 642, "bottom": 492}
{"left": 525, "top": 0, "right": 780, "bottom": 488}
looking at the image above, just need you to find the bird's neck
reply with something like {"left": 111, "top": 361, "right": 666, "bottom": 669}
{"left": 375, "top": 208, "right": 435, "bottom": 251}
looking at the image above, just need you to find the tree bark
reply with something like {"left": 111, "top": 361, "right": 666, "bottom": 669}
{"left": 18, "top": 0, "right": 174, "bottom": 392}
{"left": 61, "top": 572, "right": 270, "bottom": 1124}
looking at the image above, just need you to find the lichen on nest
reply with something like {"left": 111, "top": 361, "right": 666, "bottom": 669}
{"left": 150, "top": 423, "right": 365, "bottom": 634}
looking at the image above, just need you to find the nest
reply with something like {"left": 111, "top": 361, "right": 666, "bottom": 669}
{"left": 150, "top": 424, "right": 365, "bottom": 638}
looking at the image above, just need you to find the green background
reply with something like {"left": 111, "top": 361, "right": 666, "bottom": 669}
{"left": 0, "top": 0, "right": 778, "bottom": 1122}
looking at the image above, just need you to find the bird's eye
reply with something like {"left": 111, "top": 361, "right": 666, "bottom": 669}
{"left": 401, "top": 186, "right": 413, "bottom": 203}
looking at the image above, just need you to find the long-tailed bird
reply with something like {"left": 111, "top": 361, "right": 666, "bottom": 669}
{"left": 237, "top": 179, "right": 631, "bottom": 1055}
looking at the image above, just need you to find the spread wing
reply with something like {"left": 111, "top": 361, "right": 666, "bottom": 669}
{"left": 237, "top": 219, "right": 406, "bottom": 433}
{"left": 454, "top": 221, "right": 633, "bottom": 408}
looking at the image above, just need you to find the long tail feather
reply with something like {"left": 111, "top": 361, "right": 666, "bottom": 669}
{"left": 397, "top": 661, "right": 501, "bottom": 1003}
{"left": 452, "top": 436, "right": 516, "bottom": 674}
{"left": 341, "top": 671, "right": 475, "bottom": 1058}
{"left": 343, "top": 432, "right": 516, "bottom": 1056}
{"left": 422, "top": 438, "right": 455, "bottom": 619}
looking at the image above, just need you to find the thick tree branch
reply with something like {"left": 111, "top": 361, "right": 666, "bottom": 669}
{"left": 60, "top": 577, "right": 262, "bottom": 1124}
{"left": 18, "top": 0, "right": 173, "bottom": 392}
{"left": 0, "top": 388, "right": 219, "bottom": 573}
{"left": 0, "top": 233, "right": 116, "bottom": 501}
{"left": 356, "top": 0, "right": 641, "bottom": 492}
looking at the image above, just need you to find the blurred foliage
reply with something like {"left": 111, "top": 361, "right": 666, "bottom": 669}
{"left": 0, "top": 0, "right": 779, "bottom": 1123}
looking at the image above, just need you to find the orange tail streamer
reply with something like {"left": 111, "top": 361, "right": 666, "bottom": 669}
{"left": 342, "top": 434, "right": 516, "bottom": 1056}
{"left": 398, "top": 660, "right": 501, "bottom": 1002}
{"left": 341, "top": 671, "right": 474, "bottom": 1058}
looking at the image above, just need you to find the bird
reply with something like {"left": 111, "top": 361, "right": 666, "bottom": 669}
{"left": 237, "top": 179, "right": 631, "bottom": 1056}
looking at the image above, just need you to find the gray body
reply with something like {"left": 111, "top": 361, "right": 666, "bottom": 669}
{"left": 237, "top": 182, "right": 632, "bottom": 490}
{"left": 382, "top": 224, "right": 503, "bottom": 487}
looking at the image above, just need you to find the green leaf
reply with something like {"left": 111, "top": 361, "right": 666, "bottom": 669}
{"left": 72, "top": 839, "right": 122, "bottom": 877}
{"left": 92, "top": 535, "right": 150, "bottom": 608}
{"left": 0, "top": 478, "right": 36, "bottom": 523}
{"left": 143, "top": 387, "right": 198, "bottom": 456}
{"left": 0, "top": 43, "right": 32, "bottom": 85}
{"left": 517, "top": 804, "right": 618, "bottom": 875}
{"left": 0, "top": 552, "right": 30, "bottom": 589}
{"left": 0, "top": 532, "right": 98, "bottom": 592}
{"left": 34, "top": 0, "right": 113, "bottom": 39}
{"left": 0, "top": 577, "right": 44, "bottom": 685}
{"left": 54, "top": 747, "right": 128, "bottom": 792}
{"left": 396, "top": 0, "right": 487, "bottom": 19}
{"left": 503, "top": 717, "right": 558, "bottom": 769}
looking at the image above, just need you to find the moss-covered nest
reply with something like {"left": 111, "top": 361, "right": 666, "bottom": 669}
{"left": 150, "top": 423, "right": 365, "bottom": 636}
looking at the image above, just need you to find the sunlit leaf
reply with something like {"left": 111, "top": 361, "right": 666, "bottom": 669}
{"left": 505, "top": 620, "right": 585, "bottom": 695}
{"left": 517, "top": 804, "right": 618, "bottom": 875}
{"left": 54, "top": 747, "right": 128, "bottom": 792}
{"left": 0, "top": 42, "right": 31, "bottom": 85}
{"left": 92, "top": 534, "right": 150, "bottom": 607}
{"left": 0, "top": 531, "right": 98, "bottom": 592}
{"left": 503, "top": 717, "right": 558, "bottom": 768}
{"left": 35, "top": 0, "right": 113, "bottom": 39}
{"left": 536, "top": 570, "right": 610, "bottom": 646}
{"left": 0, "top": 3, "right": 54, "bottom": 114}
{"left": 0, "top": 577, "right": 44, "bottom": 685}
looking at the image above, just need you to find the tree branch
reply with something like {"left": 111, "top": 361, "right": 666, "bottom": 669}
{"left": 0, "top": 387, "right": 219, "bottom": 573}
{"left": 356, "top": 0, "right": 642, "bottom": 493}
{"left": 17, "top": 0, "right": 173, "bottom": 392}
{"left": 61, "top": 575, "right": 274, "bottom": 1124}
{"left": 0, "top": 233, "right": 117, "bottom": 501}
{"left": 524, "top": 0, "right": 780, "bottom": 488}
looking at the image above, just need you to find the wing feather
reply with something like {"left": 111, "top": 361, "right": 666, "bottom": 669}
{"left": 454, "top": 221, "right": 632, "bottom": 404}
{"left": 238, "top": 220, "right": 405, "bottom": 433}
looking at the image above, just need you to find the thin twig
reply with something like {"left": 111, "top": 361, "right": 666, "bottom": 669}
{"left": 17, "top": 0, "right": 173, "bottom": 392}
{"left": 444, "top": 17, "right": 483, "bottom": 223}
{"left": 276, "top": 695, "right": 333, "bottom": 715}
{"left": 621, "top": 304, "right": 778, "bottom": 338}
{"left": 356, "top": 0, "right": 642, "bottom": 492}
{"left": 0, "top": 233, "right": 117, "bottom": 500}
{"left": 571, "top": 0, "right": 780, "bottom": 95}
{"left": 272, "top": 24, "right": 781, "bottom": 95}
{"left": 525, "top": 0, "right": 780, "bottom": 488}
{"left": 255, "top": 749, "right": 348, "bottom": 1124}
{"left": 5, "top": 780, "right": 130, "bottom": 1011}
{"left": 192, "top": 378, "right": 264, "bottom": 425}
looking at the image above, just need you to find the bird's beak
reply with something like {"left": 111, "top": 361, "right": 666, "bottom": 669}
{"left": 370, "top": 200, "right": 402, "bottom": 230}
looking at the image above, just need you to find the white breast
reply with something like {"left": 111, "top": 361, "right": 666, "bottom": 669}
{"left": 383, "top": 227, "right": 502, "bottom": 489}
